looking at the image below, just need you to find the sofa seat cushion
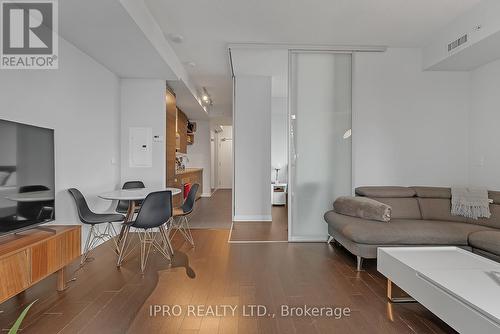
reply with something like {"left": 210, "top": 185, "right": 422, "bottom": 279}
{"left": 469, "top": 231, "right": 500, "bottom": 256}
{"left": 324, "top": 211, "right": 491, "bottom": 245}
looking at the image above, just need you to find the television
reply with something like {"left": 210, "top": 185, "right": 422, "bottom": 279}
{"left": 0, "top": 119, "right": 55, "bottom": 236}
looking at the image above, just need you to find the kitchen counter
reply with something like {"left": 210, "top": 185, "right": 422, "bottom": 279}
{"left": 174, "top": 168, "right": 203, "bottom": 201}
{"left": 175, "top": 167, "right": 203, "bottom": 175}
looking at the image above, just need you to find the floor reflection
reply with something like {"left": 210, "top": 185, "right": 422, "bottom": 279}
{"left": 170, "top": 250, "right": 196, "bottom": 279}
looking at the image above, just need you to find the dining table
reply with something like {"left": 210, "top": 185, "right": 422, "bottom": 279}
{"left": 98, "top": 187, "right": 182, "bottom": 266}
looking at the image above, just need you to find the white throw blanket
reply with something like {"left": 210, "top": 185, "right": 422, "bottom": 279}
{"left": 451, "top": 186, "right": 491, "bottom": 220}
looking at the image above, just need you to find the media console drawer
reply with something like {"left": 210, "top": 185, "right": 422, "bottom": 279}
{"left": 0, "top": 226, "right": 81, "bottom": 304}
{"left": 0, "top": 250, "right": 30, "bottom": 301}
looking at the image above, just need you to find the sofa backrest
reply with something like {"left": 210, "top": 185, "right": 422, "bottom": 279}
{"left": 355, "top": 186, "right": 500, "bottom": 228}
{"left": 356, "top": 187, "right": 421, "bottom": 220}
{"left": 413, "top": 187, "right": 467, "bottom": 223}
{"left": 475, "top": 191, "right": 500, "bottom": 229}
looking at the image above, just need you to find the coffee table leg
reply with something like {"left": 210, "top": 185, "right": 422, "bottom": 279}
{"left": 387, "top": 279, "right": 416, "bottom": 303}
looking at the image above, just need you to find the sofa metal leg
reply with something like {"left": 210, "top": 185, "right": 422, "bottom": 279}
{"left": 326, "top": 235, "right": 334, "bottom": 244}
{"left": 356, "top": 256, "right": 364, "bottom": 271}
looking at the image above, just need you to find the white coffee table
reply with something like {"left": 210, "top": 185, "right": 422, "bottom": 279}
{"left": 378, "top": 247, "right": 500, "bottom": 334}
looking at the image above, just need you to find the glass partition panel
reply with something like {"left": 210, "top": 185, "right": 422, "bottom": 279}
{"left": 289, "top": 52, "right": 352, "bottom": 239}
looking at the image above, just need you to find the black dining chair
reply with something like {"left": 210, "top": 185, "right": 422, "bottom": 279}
{"left": 171, "top": 183, "right": 199, "bottom": 247}
{"left": 122, "top": 190, "right": 174, "bottom": 273}
{"left": 116, "top": 181, "right": 145, "bottom": 214}
{"left": 68, "top": 188, "right": 125, "bottom": 264}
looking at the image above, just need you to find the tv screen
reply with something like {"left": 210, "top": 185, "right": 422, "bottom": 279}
{"left": 0, "top": 119, "right": 55, "bottom": 235}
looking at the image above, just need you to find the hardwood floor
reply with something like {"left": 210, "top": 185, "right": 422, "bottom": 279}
{"left": 230, "top": 206, "right": 288, "bottom": 242}
{"left": 188, "top": 189, "right": 288, "bottom": 242}
{"left": 0, "top": 230, "right": 455, "bottom": 334}
{"left": 189, "top": 189, "right": 232, "bottom": 229}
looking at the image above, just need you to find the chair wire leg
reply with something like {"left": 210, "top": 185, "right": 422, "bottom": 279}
{"left": 81, "top": 225, "right": 95, "bottom": 265}
{"left": 159, "top": 225, "right": 174, "bottom": 259}
{"left": 168, "top": 217, "right": 179, "bottom": 240}
{"left": 139, "top": 230, "right": 156, "bottom": 273}
{"left": 181, "top": 216, "right": 195, "bottom": 246}
{"left": 104, "top": 223, "right": 118, "bottom": 250}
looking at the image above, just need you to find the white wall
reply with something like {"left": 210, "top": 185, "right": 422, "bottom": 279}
{"left": 234, "top": 76, "right": 272, "bottom": 221}
{"left": 120, "top": 79, "right": 166, "bottom": 188}
{"left": 217, "top": 125, "right": 233, "bottom": 189}
{"left": 353, "top": 48, "right": 471, "bottom": 187}
{"left": 271, "top": 97, "right": 288, "bottom": 183}
{"left": 186, "top": 120, "right": 212, "bottom": 196}
{"left": 469, "top": 58, "right": 500, "bottom": 190}
{"left": 0, "top": 37, "right": 121, "bottom": 243}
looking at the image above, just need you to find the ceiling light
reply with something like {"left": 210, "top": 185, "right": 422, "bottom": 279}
{"left": 200, "top": 87, "right": 213, "bottom": 106}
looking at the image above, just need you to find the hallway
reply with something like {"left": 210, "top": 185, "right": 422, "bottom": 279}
{"left": 187, "top": 189, "right": 288, "bottom": 242}
{"left": 230, "top": 206, "right": 288, "bottom": 242}
{"left": 188, "top": 190, "right": 232, "bottom": 229}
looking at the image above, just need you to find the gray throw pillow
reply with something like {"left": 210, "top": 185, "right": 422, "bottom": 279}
{"left": 333, "top": 196, "right": 392, "bottom": 222}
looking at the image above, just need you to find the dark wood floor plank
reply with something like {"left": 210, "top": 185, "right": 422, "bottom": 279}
{"left": 230, "top": 206, "right": 288, "bottom": 242}
{"left": 0, "top": 233, "right": 457, "bottom": 334}
{"left": 0, "top": 194, "right": 457, "bottom": 334}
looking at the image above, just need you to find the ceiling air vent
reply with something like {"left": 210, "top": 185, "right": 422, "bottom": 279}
{"left": 448, "top": 34, "right": 468, "bottom": 52}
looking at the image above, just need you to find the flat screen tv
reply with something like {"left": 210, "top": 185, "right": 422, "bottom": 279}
{"left": 0, "top": 119, "right": 55, "bottom": 236}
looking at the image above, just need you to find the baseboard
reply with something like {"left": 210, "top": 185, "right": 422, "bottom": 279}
{"left": 233, "top": 215, "right": 272, "bottom": 222}
{"left": 200, "top": 192, "right": 212, "bottom": 198}
{"left": 289, "top": 235, "right": 328, "bottom": 242}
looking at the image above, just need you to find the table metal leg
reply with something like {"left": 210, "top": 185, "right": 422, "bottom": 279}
{"left": 117, "top": 225, "right": 131, "bottom": 267}
{"left": 116, "top": 201, "right": 136, "bottom": 251}
{"left": 387, "top": 279, "right": 416, "bottom": 303}
{"left": 116, "top": 201, "right": 136, "bottom": 266}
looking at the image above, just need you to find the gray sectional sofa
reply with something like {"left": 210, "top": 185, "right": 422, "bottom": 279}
{"left": 324, "top": 186, "right": 500, "bottom": 270}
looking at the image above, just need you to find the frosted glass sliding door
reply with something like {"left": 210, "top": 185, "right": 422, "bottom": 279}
{"left": 289, "top": 52, "right": 352, "bottom": 240}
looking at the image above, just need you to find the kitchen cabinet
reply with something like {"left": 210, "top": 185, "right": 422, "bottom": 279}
{"left": 166, "top": 89, "right": 177, "bottom": 186}
{"left": 166, "top": 88, "right": 201, "bottom": 207}
{"left": 177, "top": 109, "right": 188, "bottom": 154}
{"left": 176, "top": 168, "right": 203, "bottom": 200}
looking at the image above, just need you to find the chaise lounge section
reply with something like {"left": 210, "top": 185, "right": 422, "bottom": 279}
{"left": 324, "top": 186, "right": 500, "bottom": 270}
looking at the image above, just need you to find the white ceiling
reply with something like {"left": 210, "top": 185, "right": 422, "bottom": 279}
{"left": 60, "top": 0, "right": 178, "bottom": 79}
{"left": 231, "top": 49, "right": 289, "bottom": 98}
{"left": 145, "top": 0, "right": 481, "bottom": 123}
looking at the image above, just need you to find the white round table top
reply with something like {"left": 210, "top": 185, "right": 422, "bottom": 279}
{"left": 98, "top": 187, "right": 182, "bottom": 201}
{"left": 6, "top": 190, "right": 55, "bottom": 202}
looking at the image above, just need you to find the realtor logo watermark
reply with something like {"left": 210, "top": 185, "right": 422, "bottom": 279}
{"left": 1, "top": 0, "right": 58, "bottom": 69}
